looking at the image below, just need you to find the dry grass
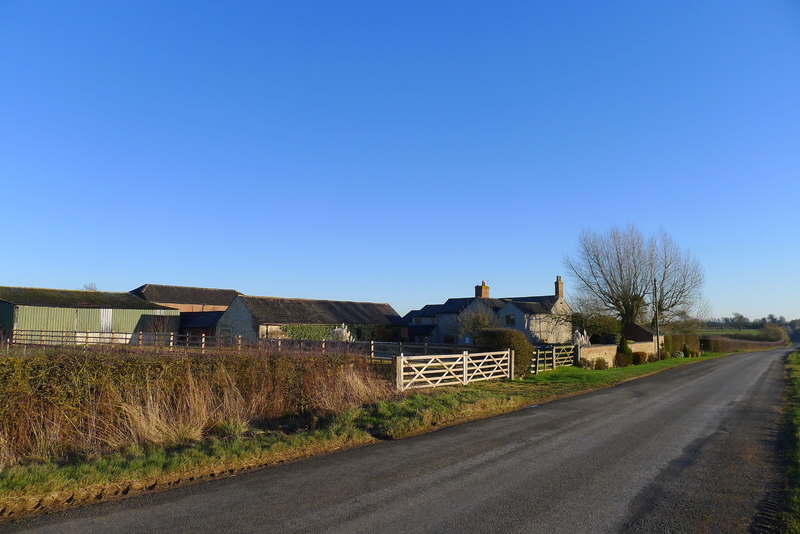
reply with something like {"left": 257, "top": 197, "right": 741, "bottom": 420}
{"left": 0, "top": 346, "right": 395, "bottom": 469}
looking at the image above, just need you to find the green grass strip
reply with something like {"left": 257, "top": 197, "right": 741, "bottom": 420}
{"left": 783, "top": 351, "right": 800, "bottom": 532}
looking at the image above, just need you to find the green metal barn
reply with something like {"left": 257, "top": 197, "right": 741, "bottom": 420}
{"left": 0, "top": 286, "right": 180, "bottom": 344}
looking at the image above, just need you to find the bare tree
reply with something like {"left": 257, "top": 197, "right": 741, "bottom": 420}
{"left": 82, "top": 282, "right": 98, "bottom": 291}
{"left": 565, "top": 225, "right": 704, "bottom": 327}
{"left": 456, "top": 304, "right": 498, "bottom": 341}
{"left": 651, "top": 231, "right": 704, "bottom": 323}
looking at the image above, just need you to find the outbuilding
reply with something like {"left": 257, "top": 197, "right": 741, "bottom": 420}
{"left": 0, "top": 286, "right": 180, "bottom": 344}
{"left": 217, "top": 295, "right": 404, "bottom": 341}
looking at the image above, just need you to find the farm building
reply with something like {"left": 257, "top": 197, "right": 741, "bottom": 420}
{"left": 130, "top": 284, "right": 240, "bottom": 312}
{"left": 216, "top": 295, "right": 404, "bottom": 341}
{"left": 178, "top": 310, "right": 225, "bottom": 338}
{"left": 0, "top": 286, "right": 180, "bottom": 343}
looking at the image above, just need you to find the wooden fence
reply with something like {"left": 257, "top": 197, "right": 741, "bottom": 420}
{"left": 395, "top": 350, "right": 513, "bottom": 391}
{"left": 529, "top": 345, "right": 577, "bottom": 374}
{"left": 5, "top": 329, "right": 474, "bottom": 361}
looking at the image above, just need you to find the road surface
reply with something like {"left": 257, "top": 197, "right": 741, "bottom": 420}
{"left": 3, "top": 346, "right": 791, "bottom": 533}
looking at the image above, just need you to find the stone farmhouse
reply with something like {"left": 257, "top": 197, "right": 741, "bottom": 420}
{"left": 405, "top": 277, "right": 573, "bottom": 345}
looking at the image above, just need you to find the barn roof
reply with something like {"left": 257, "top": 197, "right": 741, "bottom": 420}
{"left": 238, "top": 295, "right": 402, "bottom": 326}
{"left": 0, "top": 286, "right": 173, "bottom": 310}
{"left": 130, "top": 284, "right": 240, "bottom": 306}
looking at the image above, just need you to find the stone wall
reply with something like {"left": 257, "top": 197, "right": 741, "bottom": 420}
{"left": 578, "top": 337, "right": 663, "bottom": 368}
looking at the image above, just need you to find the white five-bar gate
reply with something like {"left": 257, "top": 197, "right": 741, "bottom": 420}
{"left": 395, "top": 350, "right": 514, "bottom": 391}
{"left": 529, "top": 345, "right": 577, "bottom": 374}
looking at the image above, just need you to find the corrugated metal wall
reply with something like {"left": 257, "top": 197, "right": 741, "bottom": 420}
{"left": 15, "top": 306, "right": 179, "bottom": 332}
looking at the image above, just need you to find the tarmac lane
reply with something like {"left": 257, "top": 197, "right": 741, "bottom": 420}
{"left": 2, "top": 345, "right": 791, "bottom": 534}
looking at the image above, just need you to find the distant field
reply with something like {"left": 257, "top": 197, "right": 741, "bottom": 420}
{"left": 700, "top": 329, "right": 761, "bottom": 336}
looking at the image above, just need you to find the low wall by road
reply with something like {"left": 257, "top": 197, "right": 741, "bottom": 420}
{"left": 579, "top": 338, "right": 663, "bottom": 368}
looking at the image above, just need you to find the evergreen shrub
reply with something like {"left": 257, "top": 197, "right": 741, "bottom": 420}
{"left": 477, "top": 328, "right": 534, "bottom": 378}
{"left": 615, "top": 351, "right": 632, "bottom": 367}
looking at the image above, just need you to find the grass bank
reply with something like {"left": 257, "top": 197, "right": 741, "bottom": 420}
{"left": 0, "top": 351, "right": 730, "bottom": 518}
{"left": 782, "top": 351, "right": 800, "bottom": 531}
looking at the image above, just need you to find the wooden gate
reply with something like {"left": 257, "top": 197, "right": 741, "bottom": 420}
{"left": 529, "top": 345, "right": 576, "bottom": 374}
{"left": 395, "top": 350, "right": 513, "bottom": 391}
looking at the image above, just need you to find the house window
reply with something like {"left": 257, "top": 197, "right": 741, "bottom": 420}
{"left": 505, "top": 315, "right": 516, "bottom": 326}
{"left": 414, "top": 317, "right": 422, "bottom": 325}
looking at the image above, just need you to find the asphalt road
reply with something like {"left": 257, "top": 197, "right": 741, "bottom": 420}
{"left": 3, "top": 346, "right": 791, "bottom": 534}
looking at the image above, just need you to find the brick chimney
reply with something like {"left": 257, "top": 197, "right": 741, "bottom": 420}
{"left": 554, "top": 276, "right": 564, "bottom": 299}
{"left": 475, "top": 281, "right": 490, "bottom": 298}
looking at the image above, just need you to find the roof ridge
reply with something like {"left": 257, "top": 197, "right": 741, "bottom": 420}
{"left": 239, "top": 295, "right": 391, "bottom": 306}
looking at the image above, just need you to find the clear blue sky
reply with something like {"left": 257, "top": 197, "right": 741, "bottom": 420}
{"left": 1, "top": 1, "right": 798, "bottom": 320}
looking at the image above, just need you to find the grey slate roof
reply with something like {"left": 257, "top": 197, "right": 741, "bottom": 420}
{"left": 404, "top": 304, "right": 445, "bottom": 321}
{"left": 507, "top": 295, "right": 559, "bottom": 311}
{"left": 238, "top": 296, "right": 403, "bottom": 326}
{"left": 0, "top": 286, "right": 172, "bottom": 310}
{"left": 131, "top": 284, "right": 240, "bottom": 306}
{"left": 505, "top": 301, "right": 551, "bottom": 315}
{"left": 407, "top": 294, "right": 559, "bottom": 321}
{"left": 439, "top": 297, "right": 508, "bottom": 314}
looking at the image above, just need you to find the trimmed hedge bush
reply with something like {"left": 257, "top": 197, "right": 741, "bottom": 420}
{"left": 632, "top": 351, "right": 648, "bottom": 365}
{"left": 664, "top": 334, "right": 700, "bottom": 353}
{"left": 477, "top": 328, "right": 534, "bottom": 378}
{"left": 594, "top": 358, "right": 609, "bottom": 370}
{"left": 647, "top": 353, "right": 658, "bottom": 363}
{"left": 682, "top": 343, "right": 691, "bottom": 358}
{"left": 615, "top": 351, "right": 632, "bottom": 367}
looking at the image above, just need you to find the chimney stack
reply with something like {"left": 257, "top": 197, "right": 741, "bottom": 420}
{"left": 555, "top": 276, "right": 564, "bottom": 299}
{"left": 475, "top": 281, "right": 490, "bottom": 299}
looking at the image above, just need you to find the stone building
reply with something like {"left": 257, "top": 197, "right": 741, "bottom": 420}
{"left": 405, "top": 277, "right": 572, "bottom": 345}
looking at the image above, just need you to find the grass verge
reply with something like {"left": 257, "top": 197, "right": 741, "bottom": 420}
{"left": 782, "top": 351, "right": 800, "bottom": 532}
{"left": 0, "top": 352, "right": 727, "bottom": 518}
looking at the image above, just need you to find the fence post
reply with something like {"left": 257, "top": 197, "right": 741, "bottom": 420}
{"left": 509, "top": 349, "right": 514, "bottom": 379}
{"left": 169, "top": 332, "right": 174, "bottom": 351}
{"left": 534, "top": 350, "right": 540, "bottom": 375}
{"left": 201, "top": 333, "right": 206, "bottom": 354}
{"left": 370, "top": 340, "right": 375, "bottom": 362}
{"left": 322, "top": 338, "right": 326, "bottom": 355}
{"left": 237, "top": 335, "right": 242, "bottom": 353}
{"left": 278, "top": 339, "right": 282, "bottom": 353}
{"left": 138, "top": 331, "right": 143, "bottom": 347}
{"left": 463, "top": 350, "right": 469, "bottom": 385}
{"left": 574, "top": 345, "right": 581, "bottom": 366}
{"left": 395, "top": 354, "right": 404, "bottom": 391}
{"left": 424, "top": 342, "right": 428, "bottom": 355}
